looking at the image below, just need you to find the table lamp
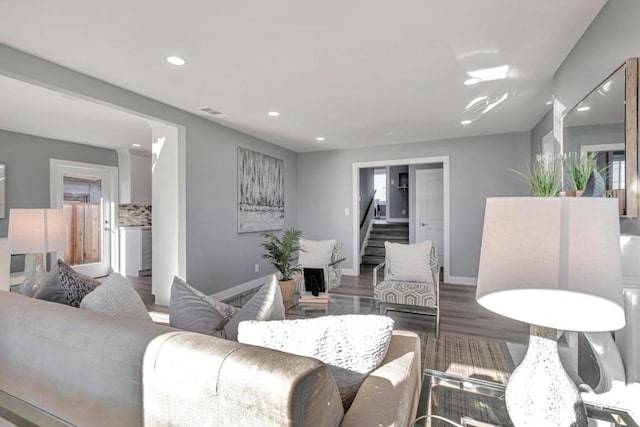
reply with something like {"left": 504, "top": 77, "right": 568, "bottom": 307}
{"left": 476, "top": 197, "right": 625, "bottom": 426}
{"left": 8, "top": 208, "right": 67, "bottom": 296}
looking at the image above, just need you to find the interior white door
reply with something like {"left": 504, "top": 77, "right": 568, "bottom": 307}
{"left": 50, "top": 159, "right": 118, "bottom": 277}
{"left": 416, "top": 169, "right": 444, "bottom": 264}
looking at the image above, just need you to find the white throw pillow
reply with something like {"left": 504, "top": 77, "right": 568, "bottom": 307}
{"left": 80, "top": 273, "right": 152, "bottom": 322}
{"left": 299, "top": 238, "right": 337, "bottom": 268}
{"left": 385, "top": 241, "right": 433, "bottom": 283}
{"left": 238, "top": 314, "right": 394, "bottom": 410}
{"left": 223, "top": 275, "right": 285, "bottom": 341}
{"left": 169, "top": 276, "right": 238, "bottom": 335}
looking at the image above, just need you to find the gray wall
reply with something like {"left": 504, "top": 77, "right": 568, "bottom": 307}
{"left": 552, "top": 0, "right": 640, "bottom": 235}
{"left": 359, "top": 168, "right": 375, "bottom": 248}
{"left": 530, "top": 109, "right": 553, "bottom": 163}
{"left": 0, "top": 129, "right": 118, "bottom": 272}
{"left": 0, "top": 129, "right": 118, "bottom": 237}
{"left": 297, "top": 132, "right": 531, "bottom": 279}
{"left": 0, "top": 44, "right": 298, "bottom": 295}
{"left": 388, "top": 165, "right": 408, "bottom": 219}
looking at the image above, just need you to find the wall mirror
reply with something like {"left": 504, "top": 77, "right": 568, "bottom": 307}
{"left": 0, "top": 163, "right": 5, "bottom": 219}
{"left": 561, "top": 58, "right": 639, "bottom": 217}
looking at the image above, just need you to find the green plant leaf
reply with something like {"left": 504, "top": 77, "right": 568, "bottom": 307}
{"left": 260, "top": 228, "right": 303, "bottom": 280}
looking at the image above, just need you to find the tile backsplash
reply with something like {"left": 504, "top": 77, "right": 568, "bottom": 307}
{"left": 119, "top": 204, "right": 152, "bottom": 227}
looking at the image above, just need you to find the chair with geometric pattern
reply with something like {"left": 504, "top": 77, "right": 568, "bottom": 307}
{"left": 373, "top": 240, "right": 440, "bottom": 338}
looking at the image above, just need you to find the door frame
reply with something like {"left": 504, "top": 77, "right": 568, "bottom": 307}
{"left": 50, "top": 159, "right": 119, "bottom": 277}
{"left": 415, "top": 168, "right": 444, "bottom": 263}
{"left": 351, "top": 156, "right": 450, "bottom": 279}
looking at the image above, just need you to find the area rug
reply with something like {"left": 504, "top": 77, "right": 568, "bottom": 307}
{"left": 418, "top": 333, "right": 515, "bottom": 427}
{"left": 422, "top": 333, "right": 515, "bottom": 384}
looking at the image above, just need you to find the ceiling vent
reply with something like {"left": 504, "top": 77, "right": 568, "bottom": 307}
{"left": 200, "top": 107, "right": 223, "bottom": 116}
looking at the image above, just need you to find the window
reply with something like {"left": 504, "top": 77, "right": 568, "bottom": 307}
{"left": 374, "top": 169, "right": 386, "bottom": 202}
{"left": 611, "top": 159, "right": 625, "bottom": 190}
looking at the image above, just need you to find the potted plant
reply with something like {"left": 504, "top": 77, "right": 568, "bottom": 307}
{"left": 564, "top": 152, "right": 608, "bottom": 196}
{"left": 509, "top": 153, "right": 561, "bottom": 197}
{"left": 261, "top": 228, "right": 303, "bottom": 300}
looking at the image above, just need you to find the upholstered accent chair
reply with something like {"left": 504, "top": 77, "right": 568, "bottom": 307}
{"left": 373, "top": 241, "right": 440, "bottom": 338}
{"left": 293, "top": 238, "right": 346, "bottom": 294}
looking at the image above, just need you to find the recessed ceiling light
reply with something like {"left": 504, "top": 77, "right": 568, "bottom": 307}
{"left": 132, "top": 143, "right": 142, "bottom": 147}
{"left": 166, "top": 56, "right": 187, "bottom": 66}
{"left": 464, "top": 78, "right": 481, "bottom": 86}
{"left": 577, "top": 106, "right": 591, "bottom": 112}
{"left": 545, "top": 100, "right": 553, "bottom": 106}
{"left": 268, "top": 111, "right": 280, "bottom": 117}
{"left": 316, "top": 137, "right": 325, "bottom": 142}
{"left": 461, "top": 120, "right": 472, "bottom": 125}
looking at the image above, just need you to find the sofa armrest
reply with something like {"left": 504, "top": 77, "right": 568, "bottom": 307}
{"left": 144, "top": 332, "right": 344, "bottom": 427}
{"left": 341, "top": 330, "right": 422, "bottom": 427}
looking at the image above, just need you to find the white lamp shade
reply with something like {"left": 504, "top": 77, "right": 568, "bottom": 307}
{"left": 8, "top": 209, "right": 67, "bottom": 254}
{"left": 476, "top": 197, "right": 625, "bottom": 332}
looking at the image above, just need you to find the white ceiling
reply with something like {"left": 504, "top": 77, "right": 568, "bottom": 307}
{"left": 0, "top": 75, "right": 153, "bottom": 151}
{"left": 0, "top": 0, "right": 606, "bottom": 153}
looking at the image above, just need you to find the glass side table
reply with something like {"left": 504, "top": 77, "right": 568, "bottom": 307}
{"left": 0, "top": 390, "right": 73, "bottom": 427}
{"left": 414, "top": 369, "right": 639, "bottom": 427}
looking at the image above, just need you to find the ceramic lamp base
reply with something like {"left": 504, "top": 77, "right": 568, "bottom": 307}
{"left": 506, "top": 325, "right": 587, "bottom": 427}
{"left": 20, "top": 253, "right": 48, "bottom": 297}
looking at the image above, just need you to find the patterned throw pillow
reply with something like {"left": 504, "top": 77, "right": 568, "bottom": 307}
{"left": 169, "top": 276, "right": 239, "bottom": 335}
{"left": 35, "top": 260, "right": 100, "bottom": 307}
{"left": 238, "top": 314, "right": 394, "bottom": 410}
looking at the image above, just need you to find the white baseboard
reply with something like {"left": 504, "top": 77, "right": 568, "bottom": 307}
{"left": 342, "top": 268, "right": 357, "bottom": 277}
{"left": 211, "top": 273, "right": 275, "bottom": 301}
{"left": 446, "top": 275, "right": 477, "bottom": 286}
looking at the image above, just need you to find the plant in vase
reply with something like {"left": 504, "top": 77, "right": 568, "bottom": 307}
{"left": 509, "top": 153, "right": 561, "bottom": 197}
{"left": 261, "top": 228, "right": 303, "bottom": 301}
{"left": 564, "top": 152, "right": 608, "bottom": 196}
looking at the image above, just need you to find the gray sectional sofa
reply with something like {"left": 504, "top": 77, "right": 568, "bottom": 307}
{"left": 0, "top": 291, "right": 421, "bottom": 426}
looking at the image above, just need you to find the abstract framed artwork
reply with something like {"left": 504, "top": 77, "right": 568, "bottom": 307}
{"left": 238, "top": 148, "right": 284, "bottom": 233}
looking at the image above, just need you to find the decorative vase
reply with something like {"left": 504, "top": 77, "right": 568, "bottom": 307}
{"left": 278, "top": 279, "right": 296, "bottom": 301}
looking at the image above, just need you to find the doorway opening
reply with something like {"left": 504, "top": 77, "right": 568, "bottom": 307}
{"left": 63, "top": 175, "right": 103, "bottom": 267}
{"left": 373, "top": 168, "right": 387, "bottom": 219}
{"left": 351, "top": 156, "right": 450, "bottom": 281}
{"left": 51, "top": 159, "right": 117, "bottom": 278}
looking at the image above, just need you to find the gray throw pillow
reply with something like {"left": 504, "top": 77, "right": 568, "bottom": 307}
{"left": 223, "top": 275, "right": 285, "bottom": 341}
{"left": 35, "top": 260, "right": 100, "bottom": 307}
{"left": 238, "top": 314, "right": 394, "bottom": 410}
{"left": 80, "top": 273, "right": 152, "bottom": 322}
{"left": 169, "top": 276, "right": 238, "bottom": 335}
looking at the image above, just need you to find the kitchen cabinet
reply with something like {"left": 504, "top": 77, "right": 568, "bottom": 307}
{"left": 119, "top": 227, "right": 152, "bottom": 277}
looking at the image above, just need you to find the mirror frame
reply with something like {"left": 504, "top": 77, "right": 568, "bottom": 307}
{"left": 561, "top": 57, "right": 639, "bottom": 217}
{"left": 625, "top": 58, "right": 638, "bottom": 218}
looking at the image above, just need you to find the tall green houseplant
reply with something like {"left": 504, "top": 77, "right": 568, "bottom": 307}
{"left": 261, "top": 228, "right": 303, "bottom": 281}
{"left": 564, "top": 152, "right": 608, "bottom": 191}
{"left": 509, "top": 153, "right": 561, "bottom": 197}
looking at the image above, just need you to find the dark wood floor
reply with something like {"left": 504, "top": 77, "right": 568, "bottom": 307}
{"left": 131, "top": 265, "right": 529, "bottom": 344}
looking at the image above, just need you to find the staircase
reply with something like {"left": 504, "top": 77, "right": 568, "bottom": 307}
{"left": 362, "top": 223, "right": 409, "bottom": 265}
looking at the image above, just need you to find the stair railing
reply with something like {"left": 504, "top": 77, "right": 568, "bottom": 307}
{"left": 360, "top": 189, "right": 377, "bottom": 229}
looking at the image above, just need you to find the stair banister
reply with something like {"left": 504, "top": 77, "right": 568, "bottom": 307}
{"left": 360, "top": 189, "right": 377, "bottom": 229}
